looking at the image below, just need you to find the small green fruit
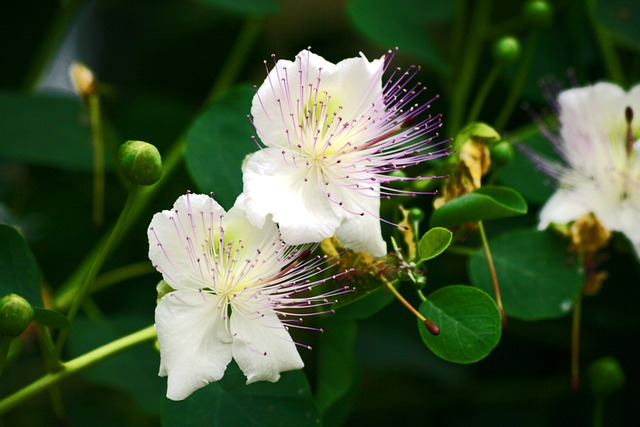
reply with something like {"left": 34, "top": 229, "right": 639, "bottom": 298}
{"left": 587, "top": 356, "right": 626, "bottom": 398}
{"left": 490, "top": 141, "right": 515, "bottom": 166}
{"left": 523, "top": 0, "right": 554, "bottom": 29}
{"left": 493, "top": 36, "right": 521, "bottom": 65}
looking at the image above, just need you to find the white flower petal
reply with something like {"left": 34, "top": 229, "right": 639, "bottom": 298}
{"left": 538, "top": 189, "right": 592, "bottom": 230}
{"left": 243, "top": 149, "right": 340, "bottom": 244}
{"left": 148, "top": 194, "right": 225, "bottom": 291}
{"left": 155, "top": 290, "right": 232, "bottom": 400}
{"left": 230, "top": 308, "right": 304, "bottom": 384}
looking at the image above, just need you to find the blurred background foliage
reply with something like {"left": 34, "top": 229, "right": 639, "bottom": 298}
{"left": 1, "top": 0, "right": 639, "bottom": 425}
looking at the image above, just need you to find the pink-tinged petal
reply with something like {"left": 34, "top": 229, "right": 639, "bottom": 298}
{"left": 148, "top": 193, "right": 225, "bottom": 291}
{"left": 243, "top": 149, "right": 340, "bottom": 244}
{"left": 230, "top": 308, "right": 304, "bottom": 384}
{"left": 155, "top": 290, "right": 232, "bottom": 400}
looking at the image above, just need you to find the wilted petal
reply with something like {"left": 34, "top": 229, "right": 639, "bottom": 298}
{"left": 155, "top": 289, "right": 232, "bottom": 400}
{"left": 230, "top": 308, "right": 304, "bottom": 384}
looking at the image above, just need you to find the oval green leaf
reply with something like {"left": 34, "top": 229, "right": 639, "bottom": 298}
{"left": 347, "top": 0, "right": 453, "bottom": 74}
{"left": 0, "top": 224, "right": 43, "bottom": 308}
{"left": 429, "top": 185, "right": 528, "bottom": 228}
{"left": 184, "top": 85, "right": 257, "bottom": 209}
{"left": 469, "top": 229, "right": 584, "bottom": 320}
{"left": 33, "top": 307, "right": 70, "bottom": 330}
{"left": 161, "top": 362, "right": 319, "bottom": 427}
{"left": 418, "top": 285, "right": 501, "bottom": 364}
{"left": 0, "top": 92, "right": 98, "bottom": 171}
{"left": 418, "top": 227, "right": 453, "bottom": 262}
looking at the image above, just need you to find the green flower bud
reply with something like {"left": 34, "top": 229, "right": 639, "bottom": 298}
{"left": 490, "top": 140, "right": 515, "bottom": 165}
{"left": 408, "top": 207, "right": 425, "bottom": 223}
{"left": 0, "top": 293, "right": 34, "bottom": 337}
{"left": 119, "top": 140, "right": 163, "bottom": 186}
{"left": 587, "top": 356, "right": 626, "bottom": 398}
{"left": 523, "top": 0, "right": 553, "bottom": 29}
{"left": 493, "top": 36, "right": 521, "bottom": 65}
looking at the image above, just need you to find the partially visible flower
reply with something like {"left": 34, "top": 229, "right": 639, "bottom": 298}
{"left": 243, "top": 49, "right": 450, "bottom": 257}
{"left": 148, "top": 193, "right": 347, "bottom": 400}
{"left": 529, "top": 82, "right": 640, "bottom": 258}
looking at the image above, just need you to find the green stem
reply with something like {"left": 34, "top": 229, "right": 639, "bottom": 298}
{"left": 35, "top": 324, "right": 62, "bottom": 372}
{"left": 494, "top": 30, "right": 539, "bottom": 130}
{"left": 55, "top": 185, "right": 140, "bottom": 357}
{"left": 586, "top": 0, "right": 625, "bottom": 85}
{"left": 89, "top": 93, "right": 105, "bottom": 228}
{"left": 448, "top": 0, "right": 492, "bottom": 135}
{"left": 384, "top": 280, "right": 439, "bottom": 335}
{"left": 448, "top": 0, "right": 468, "bottom": 87}
{"left": 0, "top": 325, "right": 156, "bottom": 414}
{"left": 571, "top": 293, "right": 582, "bottom": 392}
{"left": 478, "top": 220, "right": 506, "bottom": 327}
{"left": 447, "top": 244, "right": 479, "bottom": 257}
{"left": 593, "top": 397, "right": 604, "bottom": 427}
{"left": 23, "top": 0, "right": 86, "bottom": 91}
{"left": 0, "top": 336, "right": 11, "bottom": 380}
{"left": 417, "top": 289, "right": 427, "bottom": 302}
{"left": 466, "top": 63, "right": 503, "bottom": 124}
{"left": 53, "top": 17, "right": 263, "bottom": 310}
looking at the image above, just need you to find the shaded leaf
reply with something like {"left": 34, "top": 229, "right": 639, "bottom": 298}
{"left": 469, "top": 229, "right": 584, "bottom": 320}
{"left": 418, "top": 227, "right": 453, "bottom": 262}
{"left": 596, "top": 1, "right": 640, "bottom": 50}
{"left": 347, "top": 0, "right": 453, "bottom": 74}
{"left": 430, "top": 185, "right": 528, "bottom": 228}
{"left": 418, "top": 285, "right": 501, "bottom": 364}
{"left": 194, "top": 0, "right": 280, "bottom": 15}
{"left": 0, "top": 224, "right": 43, "bottom": 308}
{"left": 184, "top": 85, "right": 257, "bottom": 209}
{"left": 161, "top": 363, "right": 320, "bottom": 427}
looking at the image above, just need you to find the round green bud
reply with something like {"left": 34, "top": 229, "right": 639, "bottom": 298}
{"left": 408, "top": 207, "right": 425, "bottom": 223}
{"left": 118, "top": 140, "right": 163, "bottom": 186}
{"left": 490, "top": 140, "right": 515, "bottom": 165}
{"left": 523, "top": 0, "right": 553, "bottom": 29}
{"left": 587, "top": 356, "right": 626, "bottom": 398}
{"left": 0, "top": 293, "right": 34, "bottom": 337}
{"left": 493, "top": 36, "right": 521, "bottom": 64}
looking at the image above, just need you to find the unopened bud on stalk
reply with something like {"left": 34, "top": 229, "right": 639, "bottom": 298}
{"left": 493, "top": 36, "right": 521, "bottom": 65}
{"left": 0, "top": 293, "right": 34, "bottom": 337}
{"left": 523, "top": 0, "right": 554, "bottom": 29}
{"left": 69, "top": 61, "right": 96, "bottom": 97}
{"left": 490, "top": 140, "right": 515, "bottom": 165}
{"left": 587, "top": 356, "right": 626, "bottom": 398}
{"left": 119, "top": 140, "right": 163, "bottom": 186}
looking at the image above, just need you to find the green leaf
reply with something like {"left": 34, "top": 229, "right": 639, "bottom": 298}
{"left": 68, "top": 315, "right": 164, "bottom": 415}
{"left": 418, "top": 227, "right": 453, "bottom": 262}
{"left": 497, "top": 127, "right": 557, "bottom": 205}
{"left": 316, "top": 318, "right": 358, "bottom": 417}
{"left": 596, "top": 1, "right": 640, "bottom": 50}
{"left": 429, "top": 185, "right": 528, "bottom": 228}
{"left": 418, "top": 285, "right": 501, "bottom": 364}
{"left": 347, "top": 0, "right": 453, "bottom": 74}
{"left": 184, "top": 85, "right": 257, "bottom": 209}
{"left": 161, "top": 363, "right": 320, "bottom": 427}
{"left": 469, "top": 229, "right": 584, "bottom": 320}
{"left": 0, "top": 91, "right": 98, "bottom": 172}
{"left": 194, "top": 0, "right": 280, "bottom": 15}
{"left": 0, "top": 224, "right": 43, "bottom": 308}
{"left": 33, "top": 307, "right": 70, "bottom": 329}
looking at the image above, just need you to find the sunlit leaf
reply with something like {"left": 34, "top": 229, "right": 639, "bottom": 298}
{"left": 347, "top": 0, "right": 453, "bottom": 74}
{"left": 469, "top": 229, "right": 584, "bottom": 320}
{"left": 184, "top": 85, "right": 257, "bottom": 210}
{"left": 418, "top": 227, "right": 453, "bottom": 262}
{"left": 429, "top": 185, "right": 528, "bottom": 228}
{"left": 0, "top": 91, "right": 98, "bottom": 171}
{"left": 0, "top": 224, "right": 43, "bottom": 308}
{"left": 161, "top": 363, "right": 319, "bottom": 427}
{"left": 418, "top": 285, "right": 501, "bottom": 364}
